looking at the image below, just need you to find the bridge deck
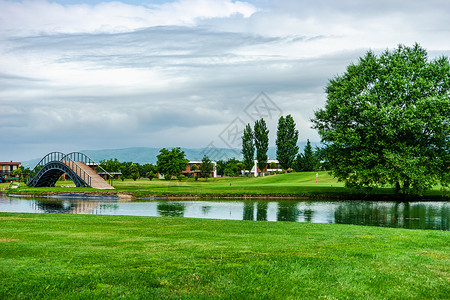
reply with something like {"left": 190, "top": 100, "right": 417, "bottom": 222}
{"left": 63, "top": 161, "right": 114, "bottom": 189}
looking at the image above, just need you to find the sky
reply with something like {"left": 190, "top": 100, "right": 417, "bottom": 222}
{"left": 1, "top": 0, "right": 450, "bottom": 161}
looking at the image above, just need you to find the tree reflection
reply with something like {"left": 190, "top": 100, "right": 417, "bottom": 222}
{"left": 243, "top": 202, "right": 255, "bottom": 221}
{"left": 277, "top": 202, "right": 300, "bottom": 222}
{"left": 256, "top": 202, "right": 268, "bottom": 221}
{"left": 334, "top": 202, "right": 449, "bottom": 230}
{"left": 303, "top": 208, "right": 314, "bottom": 222}
{"left": 157, "top": 203, "right": 185, "bottom": 217}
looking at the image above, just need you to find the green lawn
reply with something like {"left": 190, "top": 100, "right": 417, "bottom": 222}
{"left": 5, "top": 172, "right": 450, "bottom": 199}
{"left": 0, "top": 213, "right": 448, "bottom": 299}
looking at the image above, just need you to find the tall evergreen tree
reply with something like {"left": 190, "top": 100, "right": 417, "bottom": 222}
{"left": 254, "top": 118, "right": 269, "bottom": 175}
{"left": 296, "top": 139, "right": 317, "bottom": 171}
{"left": 241, "top": 123, "right": 255, "bottom": 173}
{"left": 276, "top": 115, "right": 299, "bottom": 170}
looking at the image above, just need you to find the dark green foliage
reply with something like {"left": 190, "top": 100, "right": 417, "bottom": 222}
{"left": 215, "top": 160, "right": 226, "bottom": 176}
{"left": 156, "top": 148, "right": 189, "bottom": 179}
{"left": 223, "top": 159, "right": 242, "bottom": 177}
{"left": 99, "top": 158, "right": 121, "bottom": 172}
{"left": 141, "top": 163, "right": 156, "bottom": 178}
{"left": 241, "top": 124, "right": 255, "bottom": 172}
{"left": 146, "top": 171, "right": 156, "bottom": 181}
{"left": 312, "top": 44, "right": 450, "bottom": 194}
{"left": 254, "top": 118, "right": 269, "bottom": 173}
{"left": 119, "top": 161, "right": 133, "bottom": 179}
{"left": 276, "top": 115, "right": 299, "bottom": 169}
{"left": 130, "top": 164, "right": 139, "bottom": 181}
{"left": 200, "top": 155, "right": 214, "bottom": 181}
{"left": 295, "top": 140, "right": 319, "bottom": 171}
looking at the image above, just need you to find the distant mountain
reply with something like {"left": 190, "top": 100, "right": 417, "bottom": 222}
{"left": 21, "top": 142, "right": 322, "bottom": 168}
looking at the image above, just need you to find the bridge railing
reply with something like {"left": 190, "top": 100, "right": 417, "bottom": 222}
{"left": 62, "top": 152, "right": 113, "bottom": 185}
{"left": 60, "top": 160, "right": 92, "bottom": 187}
{"left": 28, "top": 152, "right": 92, "bottom": 186}
{"left": 28, "top": 152, "right": 66, "bottom": 184}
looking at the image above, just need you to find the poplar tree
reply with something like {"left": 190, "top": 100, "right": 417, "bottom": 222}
{"left": 254, "top": 118, "right": 269, "bottom": 174}
{"left": 241, "top": 123, "right": 255, "bottom": 174}
{"left": 276, "top": 115, "right": 299, "bottom": 170}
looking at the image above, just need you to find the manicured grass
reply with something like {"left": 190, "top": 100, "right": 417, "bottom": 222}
{"left": 0, "top": 213, "right": 448, "bottom": 299}
{"left": 8, "top": 172, "right": 450, "bottom": 199}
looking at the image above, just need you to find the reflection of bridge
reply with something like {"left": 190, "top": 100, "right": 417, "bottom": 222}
{"left": 27, "top": 152, "right": 114, "bottom": 189}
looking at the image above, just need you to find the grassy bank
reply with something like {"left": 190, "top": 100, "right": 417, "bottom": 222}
{"left": 0, "top": 213, "right": 448, "bottom": 299}
{"left": 4, "top": 172, "right": 450, "bottom": 200}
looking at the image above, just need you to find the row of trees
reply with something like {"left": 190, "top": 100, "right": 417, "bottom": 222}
{"left": 241, "top": 115, "right": 320, "bottom": 174}
{"left": 98, "top": 158, "right": 158, "bottom": 181}
{"left": 100, "top": 148, "right": 215, "bottom": 181}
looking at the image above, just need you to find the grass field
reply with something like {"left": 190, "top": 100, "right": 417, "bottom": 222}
{"left": 4, "top": 172, "right": 450, "bottom": 199}
{"left": 0, "top": 213, "right": 448, "bottom": 299}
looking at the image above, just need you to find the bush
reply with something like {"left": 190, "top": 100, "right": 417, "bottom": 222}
{"left": 147, "top": 171, "right": 156, "bottom": 181}
{"left": 177, "top": 174, "right": 185, "bottom": 181}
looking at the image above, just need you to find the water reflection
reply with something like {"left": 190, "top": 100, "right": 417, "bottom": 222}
{"left": 1, "top": 193, "right": 448, "bottom": 230}
{"left": 333, "top": 202, "right": 449, "bottom": 230}
{"left": 256, "top": 202, "right": 268, "bottom": 221}
{"left": 277, "top": 202, "right": 301, "bottom": 222}
{"left": 157, "top": 203, "right": 185, "bottom": 217}
{"left": 243, "top": 202, "right": 255, "bottom": 221}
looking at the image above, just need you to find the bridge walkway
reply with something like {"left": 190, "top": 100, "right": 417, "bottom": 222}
{"left": 63, "top": 161, "right": 114, "bottom": 189}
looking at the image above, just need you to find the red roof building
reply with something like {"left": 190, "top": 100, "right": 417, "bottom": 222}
{"left": 0, "top": 161, "right": 21, "bottom": 178}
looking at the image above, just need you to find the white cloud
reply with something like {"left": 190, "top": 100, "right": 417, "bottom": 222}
{"left": 0, "top": 0, "right": 257, "bottom": 36}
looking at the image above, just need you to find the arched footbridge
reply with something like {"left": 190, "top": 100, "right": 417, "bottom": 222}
{"left": 27, "top": 152, "right": 114, "bottom": 189}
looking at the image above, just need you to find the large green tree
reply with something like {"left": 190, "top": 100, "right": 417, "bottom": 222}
{"left": 241, "top": 123, "right": 255, "bottom": 173}
{"left": 254, "top": 118, "right": 269, "bottom": 174}
{"left": 276, "top": 115, "right": 299, "bottom": 170}
{"left": 156, "top": 147, "right": 189, "bottom": 180}
{"left": 312, "top": 44, "right": 450, "bottom": 194}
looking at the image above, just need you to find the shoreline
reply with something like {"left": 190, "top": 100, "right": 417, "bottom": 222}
{"left": 4, "top": 190, "right": 450, "bottom": 201}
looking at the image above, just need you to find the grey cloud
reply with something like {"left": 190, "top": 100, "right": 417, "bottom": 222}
{"left": 1, "top": 1, "right": 449, "bottom": 161}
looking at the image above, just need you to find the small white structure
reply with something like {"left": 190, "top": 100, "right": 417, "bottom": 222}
{"left": 243, "top": 159, "right": 282, "bottom": 177}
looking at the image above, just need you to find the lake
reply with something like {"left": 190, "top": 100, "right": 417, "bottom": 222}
{"left": 1, "top": 193, "right": 448, "bottom": 230}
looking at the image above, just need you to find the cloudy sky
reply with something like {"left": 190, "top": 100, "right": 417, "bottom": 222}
{"left": 1, "top": 0, "right": 450, "bottom": 161}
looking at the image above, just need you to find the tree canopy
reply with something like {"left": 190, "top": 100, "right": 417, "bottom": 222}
{"left": 156, "top": 147, "right": 189, "bottom": 180}
{"left": 276, "top": 115, "right": 299, "bottom": 170}
{"left": 199, "top": 155, "right": 214, "bottom": 181}
{"left": 312, "top": 44, "right": 450, "bottom": 194}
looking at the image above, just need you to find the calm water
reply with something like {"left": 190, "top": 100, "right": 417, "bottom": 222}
{"left": 1, "top": 193, "right": 448, "bottom": 230}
